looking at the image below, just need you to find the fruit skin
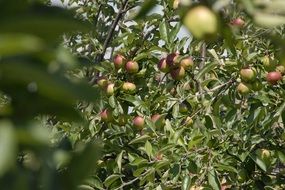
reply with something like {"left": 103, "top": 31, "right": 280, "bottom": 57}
{"left": 170, "top": 66, "right": 185, "bottom": 80}
{"left": 105, "top": 83, "right": 115, "bottom": 96}
{"left": 97, "top": 76, "right": 108, "bottom": 88}
{"left": 256, "top": 149, "right": 271, "bottom": 160}
{"left": 158, "top": 58, "right": 170, "bottom": 73}
{"left": 237, "top": 82, "right": 251, "bottom": 95}
{"left": 121, "top": 82, "right": 136, "bottom": 93}
{"left": 125, "top": 61, "right": 139, "bottom": 74}
{"left": 179, "top": 103, "right": 188, "bottom": 113}
{"left": 180, "top": 57, "right": 193, "bottom": 70}
{"left": 261, "top": 56, "right": 275, "bottom": 71}
{"left": 183, "top": 6, "right": 218, "bottom": 39}
{"left": 166, "top": 53, "right": 180, "bottom": 68}
{"left": 266, "top": 71, "right": 282, "bottom": 85}
{"left": 151, "top": 114, "right": 165, "bottom": 128}
{"left": 133, "top": 116, "right": 145, "bottom": 129}
{"left": 113, "top": 54, "right": 126, "bottom": 69}
{"left": 276, "top": 65, "right": 285, "bottom": 75}
{"left": 184, "top": 117, "right": 193, "bottom": 127}
{"left": 100, "top": 109, "right": 113, "bottom": 122}
{"left": 173, "top": 0, "right": 180, "bottom": 9}
{"left": 240, "top": 68, "right": 256, "bottom": 82}
{"left": 230, "top": 18, "right": 245, "bottom": 27}
{"left": 252, "top": 80, "right": 262, "bottom": 91}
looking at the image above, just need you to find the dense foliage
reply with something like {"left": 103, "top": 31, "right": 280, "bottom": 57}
{"left": 1, "top": 0, "right": 285, "bottom": 189}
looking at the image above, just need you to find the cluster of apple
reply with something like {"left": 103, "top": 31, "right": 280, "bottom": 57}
{"left": 157, "top": 52, "right": 193, "bottom": 80}
{"left": 237, "top": 67, "right": 261, "bottom": 95}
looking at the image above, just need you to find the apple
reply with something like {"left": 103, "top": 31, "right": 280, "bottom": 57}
{"left": 100, "top": 109, "right": 113, "bottom": 122}
{"left": 256, "top": 149, "right": 271, "bottom": 160}
{"left": 180, "top": 57, "right": 193, "bottom": 70}
{"left": 179, "top": 103, "right": 188, "bottom": 113}
{"left": 173, "top": 0, "right": 180, "bottom": 9}
{"left": 97, "top": 76, "right": 108, "bottom": 88}
{"left": 237, "top": 82, "right": 251, "bottom": 95}
{"left": 276, "top": 65, "right": 285, "bottom": 75}
{"left": 125, "top": 61, "right": 139, "bottom": 74}
{"left": 252, "top": 80, "right": 262, "bottom": 91}
{"left": 189, "top": 186, "right": 204, "bottom": 190}
{"left": 113, "top": 54, "right": 126, "bottom": 69}
{"left": 158, "top": 58, "right": 170, "bottom": 73}
{"left": 266, "top": 71, "right": 282, "bottom": 85}
{"left": 170, "top": 66, "right": 185, "bottom": 80}
{"left": 105, "top": 83, "right": 115, "bottom": 96}
{"left": 151, "top": 114, "right": 165, "bottom": 128}
{"left": 155, "top": 153, "right": 163, "bottom": 160}
{"left": 230, "top": 18, "right": 245, "bottom": 27}
{"left": 240, "top": 68, "right": 256, "bottom": 82}
{"left": 183, "top": 6, "right": 218, "bottom": 39}
{"left": 166, "top": 53, "right": 180, "bottom": 68}
{"left": 261, "top": 55, "right": 275, "bottom": 71}
{"left": 133, "top": 116, "right": 144, "bottom": 129}
{"left": 121, "top": 82, "right": 136, "bottom": 93}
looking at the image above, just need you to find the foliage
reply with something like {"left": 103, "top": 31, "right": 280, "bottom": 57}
{"left": 1, "top": 0, "right": 285, "bottom": 190}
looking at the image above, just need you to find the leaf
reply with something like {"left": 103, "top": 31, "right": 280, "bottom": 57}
{"left": 188, "top": 135, "right": 204, "bottom": 149}
{"left": 208, "top": 169, "right": 221, "bottom": 190}
{"left": 0, "top": 120, "right": 17, "bottom": 177}
{"left": 195, "top": 63, "right": 218, "bottom": 80}
{"left": 250, "top": 154, "right": 267, "bottom": 172}
{"left": 215, "top": 164, "right": 238, "bottom": 173}
{"left": 277, "top": 151, "right": 285, "bottom": 164}
{"left": 116, "top": 151, "right": 124, "bottom": 173}
{"left": 129, "top": 135, "right": 151, "bottom": 145}
{"left": 254, "top": 13, "right": 285, "bottom": 28}
{"left": 169, "top": 23, "right": 181, "bottom": 43}
{"left": 208, "top": 49, "right": 222, "bottom": 65}
{"left": 103, "top": 174, "right": 122, "bottom": 188}
{"left": 159, "top": 21, "right": 169, "bottom": 44}
{"left": 182, "top": 176, "right": 191, "bottom": 190}
{"left": 135, "top": 0, "right": 158, "bottom": 20}
{"left": 145, "top": 140, "right": 153, "bottom": 158}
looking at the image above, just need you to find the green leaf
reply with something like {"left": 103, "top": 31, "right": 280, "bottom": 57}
{"left": 0, "top": 120, "right": 17, "bottom": 177}
{"left": 135, "top": 0, "right": 158, "bottom": 20}
{"left": 208, "top": 169, "right": 221, "bottom": 190}
{"left": 159, "top": 20, "right": 169, "bottom": 44}
{"left": 196, "top": 63, "right": 218, "bottom": 80}
{"left": 145, "top": 140, "right": 153, "bottom": 158}
{"left": 188, "top": 135, "right": 204, "bottom": 149}
{"left": 129, "top": 135, "right": 151, "bottom": 145}
{"left": 103, "top": 174, "right": 122, "bottom": 188}
{"left": 277, "top": 151, "right": 285, "bottom": 164}
{"left": 250, "top": 154, "right": 267, "bottom": 172}
{"left": 254, "top": 13, "right": 285, "bottom": 28}
{"left": 215, "top": 164, "right": 238, "bottom": 173}
{"left": 181, "top": 176, "right": 191, "bottom": 190}
{"left": 169, "top": 23, "right": 181, "bottom": 43}
{"left": 116, "top": 151, "right": 124, "bottom": 173}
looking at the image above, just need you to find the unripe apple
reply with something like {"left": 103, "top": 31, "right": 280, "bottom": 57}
{"left": 276, "top": 65, "right": 285, "bottom": 75}
{"left": 170, "top": 66, "right": 185, "bottom": 80}
{"left": 121, "top": 82, "right": 136, "bottom": 93}
{"left": 266, "top": 71, "right": 282, "bottom": 85}
{"left": 113, "top": 54, "right": 126, "bottom": 69}
{"left": 240, "top": 68, "right": 256, "bottom": 82}
{"left": 97, "top": 76, "right": 108, "bottom": 88}
{"left": 261, "top": 56, "right": 275, "bottom": 71}
{"left": 105, "top": 83, "right": 115, "bottom": 96}
{"left": 173, "top": 0, "right": 180, "bottom": 9}
{"left": 166, "top": 53, "right": 180, "bottom": 68}
{"left": 180, "top": 57, "right": 194, "bottom": 70}
{"left": 260, "top": 149, "right": 271, "bottom": 160}
{"left": 237, "top": 82, "right": 251, "bottom": 95}
{"left": 158, "top": 58, "right": 170, "bottom": 73}
{"left": 125, "top": 61, "right": 139, "bottom": 74}
{"left": 230, "top": 18, "right": 245, "bottom": 27}
{"left": 252, "top": 80, "right": 262, "bottom": 91}
{"left": 189, "top": 186, "right": 204, "bottom": 190}
{"left": 179, "top": 103, "right": 188, "bottom": 113}
{"left": 133, "top": 116, "right": 144, "bottom": 129}
{"left": 100, "top": 109, "right": 113, "bottom": 122}
{"left": 151, "top": 114, "right": 165, "bottom": 128}
{"left": 183, "top": 6, "right": 218, "bottom": 39}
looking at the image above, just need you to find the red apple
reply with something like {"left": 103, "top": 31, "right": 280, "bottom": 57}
{"left": 125, "top": 61, "right": 139, "bottom": 73}
{"left": 100, "top": 109, "right": 113, "bottom": 122}
{"left": 133, "top": 116, "right": 144, "bottom": 129}
{"left": 151, "top": 114, "right": 165, "bottom": 128}
{"left": 266, "top": 71, "right": 282, "bottom": 85}
{"left": 97, "top": 76, "right": 108, "bottom": 88}
{"left": 237, "top": 82, "right": 251, "bottom": 95}
{"left": 230, "top": 18, "right": 245, "bottom": 27}
{"left": 121, "top": 82, "right": 136, "bottom": 93}
{"left": 170, "top": 66, "right": 185, "bottom": 80}
{"left": 183, "top": 6, "right": 218, "bottom": 39}
{"left": 180, "top": 57, "right": 194, "bottom": 70}
{"left": 105, "top": 83, "right": 115, "bottom": 96}
{"left": 158, "top": 58, "right": 170, "bottom": 73}
{"left": 113, "top": 54, "right": 126, "bottom": 69}
{"left": 166, "top": 53, "right": 180, "bottom": 68}
{"left": 240, "top": 68, "right": 256, "bottom": 82}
